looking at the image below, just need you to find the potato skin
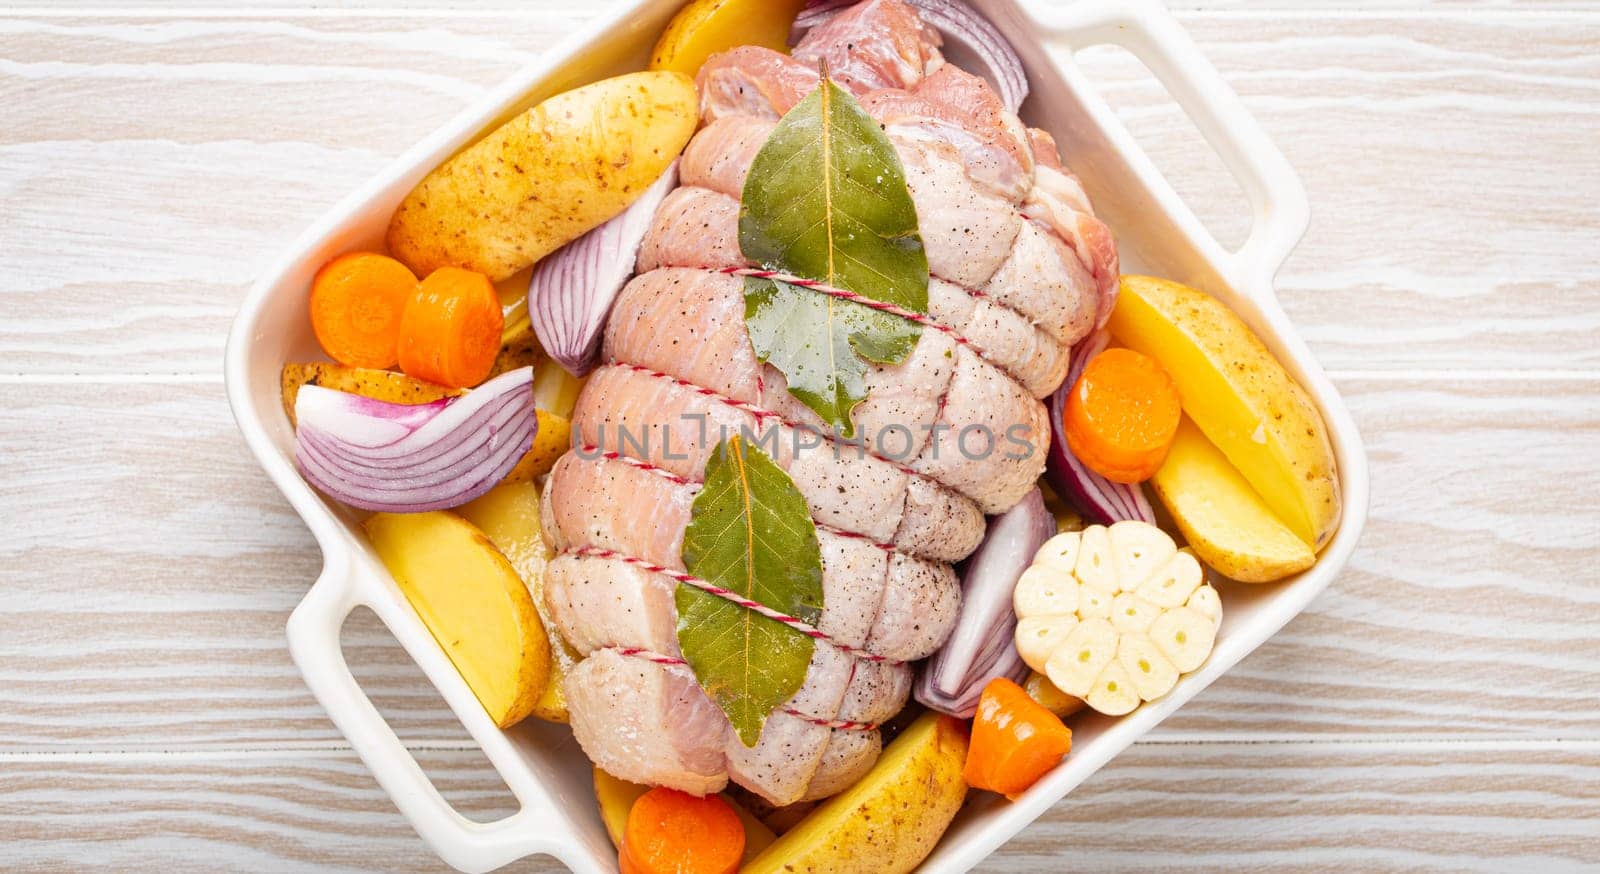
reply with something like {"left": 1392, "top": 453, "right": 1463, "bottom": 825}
{"left": 592, "top": 768, "right": 778, "bottom": 863}
{"left": 386, "top": 71, "right": 698, "bottom": 281}
{"left": 1151, "top": 418, "right": 1317, "bottom": 583}
{"left": 280, "top": 362, "right": 457, "bottom": 428}
{"left": 649, "top": 0, "right": 809, "bottom": 76}
{"left": 364, "top": 511, "right": 551, "bottom": 729}
{"left": 742, "top": 713, "right": 970, "bottom": 874}
{"left": 486, "top": 322, "right": 541, "bottom": 380}
{"left": 1109, "top": 275, "right": 1340, "bottom": 549}
{"left": 497, "top": 410, "right": 570, "bottom": 485}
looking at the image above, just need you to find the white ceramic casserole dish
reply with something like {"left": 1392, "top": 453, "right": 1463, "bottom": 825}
{"left": 224, "top": 0, "right": 1370, "bottom": 870}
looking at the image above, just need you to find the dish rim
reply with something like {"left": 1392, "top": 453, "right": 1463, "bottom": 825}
{"left": 224, "top": 1, "right": 1370, "bottom": 870}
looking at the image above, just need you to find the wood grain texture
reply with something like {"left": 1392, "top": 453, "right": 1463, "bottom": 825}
{"left": 3, "top": 11, "right": 1599, "bottom": 373}
{"left": 2, "top": 2, "right": 1598, "bottom": 871}
{"left": 3, "top": 743, "right": 1597, "bottom": 872}
{"left": 3, "top": 377, "right": 1595, "bottom": 752}
{"left": 1076, "top": 14, "right": 1600, "bottom": 370}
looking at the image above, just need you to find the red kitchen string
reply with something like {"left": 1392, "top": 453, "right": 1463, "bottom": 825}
{"left": 721, "top": 266, "right": 989, "bottom": 359}
{"left": 611, "top": 363, "right": 925, "bottom": 481}
{"left": 574, "top": 446, "right": 900, "bottom": 555}
{"left": 563, "top": 545, "right": 902, "bottom": 666}
{"left": 719, "top": 267, "right": 1054, "bottom": 428}
{"left": 609, "top": 646, "right": 880, "bottom": 732}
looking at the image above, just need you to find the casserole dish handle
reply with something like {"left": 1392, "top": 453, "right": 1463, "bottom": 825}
{"left": 1023, "top": 0, "right": 1310, "bottom": 289}
{"left": 287, "top": 556, "right": 567, "bottom": 874}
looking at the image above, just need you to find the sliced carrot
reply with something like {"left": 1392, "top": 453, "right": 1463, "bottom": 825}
{"left": 1064, "top": 347, "right": 1181, "bottom": 483}
{"left": 308, "top": 252, "right": 417, "bottom": 369}
{"left": 963, "top": 677, "right": 1072, "bottom": 800}
{"left": 619, "top": 787, "right": 744, "bottom": 874}
{"left": 397, "top": 266, "right": 504, "bottom": 389}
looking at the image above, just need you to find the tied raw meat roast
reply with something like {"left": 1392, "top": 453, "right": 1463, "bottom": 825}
{"left": 539, "top": 0, "right": 1118, "bottom": 805}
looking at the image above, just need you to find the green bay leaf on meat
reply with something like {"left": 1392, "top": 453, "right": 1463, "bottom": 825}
{"left": 739, "top": 77, "right": 928, "bottom": 436}
{"left": 678, "top": 435, "right": 825, "bottom": 747}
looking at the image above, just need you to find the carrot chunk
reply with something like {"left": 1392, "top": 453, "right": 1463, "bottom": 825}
{"left": 1063, "top": 347, "right": 1181, "bottom": 483}
{"left": 397, "top": 266, "right": 504, "bottom": 389}
{"left": 963, "top": 677, "right": 1073, "bottom": 800}
{"left": 619, "top": 787, "right": 744, "bottom": 874}
{"left": 308, "top": 252, "right": 417, "bottom": 369}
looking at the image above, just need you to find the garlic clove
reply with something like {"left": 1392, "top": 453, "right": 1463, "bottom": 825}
{"left": 1116, "top": 634, "right": 1179, "bottom": 702}
{"left": 1045, "top": 617, "right": 1117, "bottom": 698}
{"left": 1149, "top": 606, "right": 1217, "bottom": 673}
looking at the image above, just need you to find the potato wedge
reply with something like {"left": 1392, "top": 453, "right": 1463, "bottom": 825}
{"left": 1024, "top": 671, "right": 1086, "bottom": 719}
{"left": 593, "top": 768, "right": 776, "bottom": 864}
{"left": 532, "top": 361, "right": 587, "bottom": 421}
{"left": 386, "top": 71, "right": 698, "bottom": 281}
{"left": 650, "top": 0, "right": 809, "bottom": 76}
{"left": 365, "top": 512, "right": 550, "bottom": 728}
{"left": 1152, "top": 417, "right": 1316, "bottom": 582}
{"left": 500, "top": 409, "right": 572, "bottom": 486}
{"left": 486, "top": 318, "right": 541, "bottom": 381}
{"left": 280, "top": 362, "right": 456, "bottom": 428}
{"left": 1109, "top": 275, "right": 1340, "bottom": 549}
{"left": 455, "top": 479, "right": 577, "bottom": 723}
{"left": 742, "top": 712, "right": 969, "bottom": 874}
{"left": 593, "top": 768, "right": 649, "bottom": 848}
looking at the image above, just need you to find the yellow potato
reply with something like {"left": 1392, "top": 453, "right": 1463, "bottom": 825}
{"left": 742, "top": 712, "right": 970, "bottom": 874}
{"left": 486, "top": 318, "right": 541, "bottom": 381}
{"left": 1151, "top": 417, "right": 1316, "bottom": 583}
{"left": 280, "top": 362, "right": 456, "bottom": 428}
{"left": 455, "top": 479, "right": 577, "bottom": 723}
{"left": 386, "top": 72, "right": 698, "bottom": 281}
{"left": 524, "top": 663, "right": 568, "bottom": 723}
{"left": 1037, "top": 481, "right": 1086, "bottom": 534}
{"left": 593, "top": 768, "right": 650, "bottom": 848}
{"left": 364, "top": 512, "right": 550, "bottom": 728}
{"left": 500, "top": 409, "right": 572, "bottom": 486}
{"left": 1109, "top": 275, "right": 1340, "bottom": 549}
{"left": 532, "top": 362, "right": 587, "bottom": 421}
{"left": 592, "top": 768, "right": 776, "bottom": 864}
{"left": 1024, "top": 671, "right": 1086, "bottom": 719}
{"left": 650, "top": 0, "right": 810, "bottom": 76}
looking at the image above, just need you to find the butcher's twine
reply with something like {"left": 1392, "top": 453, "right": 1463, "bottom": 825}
{"left": 562, "top": 545, "right": 903, "bottom": 668}
{"left": 607, "top": 363, "right": 926, "bottom": 481}
{"left": 607, "top": 646, "right": 880, "bottom": 732}
{"left": 721, "top": 266, "right": 990, "bottom": 360}
{"left": 571, "top": 446, "right": 901, "bottom": 556}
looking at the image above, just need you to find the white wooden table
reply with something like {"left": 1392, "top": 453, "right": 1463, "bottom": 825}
{"left": 2, "top": 1, "right": 1598, "bottom": 870}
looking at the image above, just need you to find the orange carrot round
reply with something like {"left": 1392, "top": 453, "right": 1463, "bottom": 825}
{"left": 963, "top": 677, "right": 1073, "bottom": 800}
{"left": 397, "top": 266, "right": 504, "bottom": 389}
{"left": 308, "top": 252, "right": 417, "bottom": 369}
{"left": 1064, "top": 347, "right": 1181, "bottom": 483}
{"left": 619, "top": 787, "right": 744, "bottom": 874}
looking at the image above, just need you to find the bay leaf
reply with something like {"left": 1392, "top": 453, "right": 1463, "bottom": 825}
{"left": 739, "top": 78, "right": 929, "bottom": 436}
{"left": 678, "top": 435, "right": 825, "bottom": 747}
{"left": 744, "top": 276, "right": 919, "bottom": 436}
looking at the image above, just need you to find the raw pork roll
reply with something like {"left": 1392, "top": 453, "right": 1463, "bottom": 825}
{"left": 542, "top": 0, "right": 1118, "bottom": 805}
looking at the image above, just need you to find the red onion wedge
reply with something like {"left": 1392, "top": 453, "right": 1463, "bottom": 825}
{"left": 1046, "top": 331, "right": 1157, "bottom": 526}
{"left": 294, "top": 366, "right": 535, "bottom": 513}
{"left": 793, "top": 0, "right": 1030, "bottom": 113}
{"left": 791, "top": 0, "right": 853, "bottom": 41}
{"left": 916, "top": 487, "right": 1054, "bottom": 718}
{"left": 907, "top": 0, "right": 1029, "bottom": 113}
{"left": 528, "top": 161, "right": 679, "bottom": 377}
